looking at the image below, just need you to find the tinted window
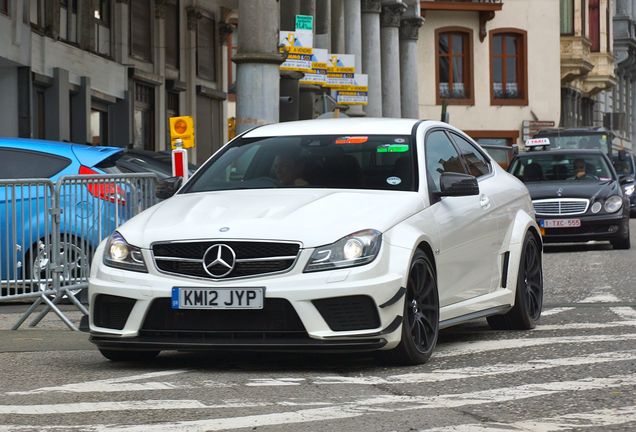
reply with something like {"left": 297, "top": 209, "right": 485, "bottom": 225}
{"left": 450, "top": 133, "right": 491, "bottom": 177}
{"left": 183, "top": 135, "right": 416, "bottom": 193}
{"left": 0, "top": 149, "right": 72, "bottom": 179}
{"left": 612, "top": 154, "right": 635, "bottom": 177}
{"left": 511, "top": 153, "right": 614, "bottom": 182}
{"left": 425, "top": 130, "right": 466, "bottom": 193}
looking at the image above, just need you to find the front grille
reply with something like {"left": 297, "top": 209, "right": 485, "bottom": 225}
{"left": 152, "top": 241, "right": 301, "bottom": 280}
{"left": 313, "top": 295, "right": 380, "bottom": 331}
{"left": 93, "top": 294, "right": 136, "bottom": 330}
{"left": 533, "top": 198, "right": 589, "bottom": 215}
{"left": 141, "top": 298, "right": 307, "bottom": 336}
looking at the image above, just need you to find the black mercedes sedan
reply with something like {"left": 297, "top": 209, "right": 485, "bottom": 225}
{"left": 509, "top": 149, "right": 630, "bottom": 249}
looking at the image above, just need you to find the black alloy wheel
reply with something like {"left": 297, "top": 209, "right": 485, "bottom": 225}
{"left": 488, "top": 232, "right": 543, "bottom": 330}
{"left": 379, "top": 250, "right": 439, "bottom": 365}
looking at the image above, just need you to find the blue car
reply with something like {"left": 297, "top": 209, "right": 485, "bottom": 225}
{"left": 0, "top": 139, "right": 128, "bottom": 290}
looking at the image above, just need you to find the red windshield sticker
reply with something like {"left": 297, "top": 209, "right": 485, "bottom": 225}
{"left": 335, "top": 136, "right": 368, "bottom": 145}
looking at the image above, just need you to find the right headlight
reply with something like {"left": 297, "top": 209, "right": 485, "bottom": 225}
{"left": 304, "top": 229, "right": 382, "bottom": 272}
{"left": 103, "top": 231, "right": 148, "bottom": 273}
{"left": 604, "top": 195, "right": 623, "bottom": 213}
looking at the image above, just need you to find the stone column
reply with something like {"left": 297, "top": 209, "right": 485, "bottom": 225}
{"left": 344, "top": 0, "right": 364, "bottom": 116}
{"left": 331, "top": 0, "right": 345, "bottom": 53}
{"left": 155, "top": 0, "right": 168, "bottom": 150}
{"left": 70, "top": 76, "right": 91, "bottom": 144}
{"left": 399, "top": 1, "right": 423, "bottom": 119}
{"left": 632, "top": 77, "right": 636, "bottom": 146}
{"left": 185, "top": 7, "right": 199, "bottom": 128}
{"left": 280, "top": 0, "right": 299, "bottom": 31}
{"left": 381, "top": 2, "right": 406, "bottom": 118}
{"left": 45, "top": 68, "right": 70, "bottom": 141}
{"left": 234, "top": 0, "right": 283, "bottom": 133}
{"left": 315, "top": 0, "right": 331, "bottom": 50}
{"left": 362, "top": 0, "right": 382, "bottom": 117}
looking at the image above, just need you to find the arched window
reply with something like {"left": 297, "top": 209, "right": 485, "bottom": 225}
{"left": 490, "top": 29, "right": 528, "bottom": 106}
{"left": 435, "top": 27, "right": 474, "bottom": 105}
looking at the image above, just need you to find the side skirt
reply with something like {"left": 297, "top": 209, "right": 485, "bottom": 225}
{"left": 439, "top": 305, "right": 511, "bottom": 330}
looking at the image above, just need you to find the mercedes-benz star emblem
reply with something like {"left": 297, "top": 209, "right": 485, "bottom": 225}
{"left": 219, "top": 227, "right": 230, "bottom": 232}
{"left": 202, "top": 244, "right": 236, "bottom": 278}
{"left": 556, "top": 187, "right": 563, "bottom": 197}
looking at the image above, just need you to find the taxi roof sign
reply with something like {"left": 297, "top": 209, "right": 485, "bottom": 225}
{"left": 525, "top": 138, "right": 550, "bottom": 147}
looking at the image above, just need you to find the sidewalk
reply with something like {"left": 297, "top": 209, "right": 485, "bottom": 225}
{"left": 0, "top": 303, "right": 93, "bottom": 352}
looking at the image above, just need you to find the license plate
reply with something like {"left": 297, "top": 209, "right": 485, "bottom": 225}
{"left": 171, "top": 287, "right": 264, "bottom": 310}
{"left": 539, "top": 218, "right": 581, "bottom": 228}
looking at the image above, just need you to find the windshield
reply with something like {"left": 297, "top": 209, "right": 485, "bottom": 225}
{"left": 611, "top": 154, "right": 635, "bottom": 177}
{"left": 535, "top": 133, "right": 610, "bottom": 153}
{"left": 182, "top": 135, "right": 416, "bottom": 193}
{"left": 511, "top": 153, "right": 614, "bottom": 183}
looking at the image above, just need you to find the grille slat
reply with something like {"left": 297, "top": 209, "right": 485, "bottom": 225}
{"left": 152, "top": 241, "right": 300, "bottom": 280}
{"left": 533, "top": 198, "right": 589, "bottom": 215}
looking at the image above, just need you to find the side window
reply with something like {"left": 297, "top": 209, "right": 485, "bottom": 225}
{"left": 450, "top": 133, "right": 491, "bottom": 177}
{"left": 0, "top": 149, "right": 71, "bottom": 179}
{"left": 425, "top": 130, "right": 466, "bottom": 193}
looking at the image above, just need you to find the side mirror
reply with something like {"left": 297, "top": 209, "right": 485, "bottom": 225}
{"left": 155, "top": 176, "right": 183, "bottom": 200}
{"left": 438, "top": 172, "right": 480, "bottom": 197}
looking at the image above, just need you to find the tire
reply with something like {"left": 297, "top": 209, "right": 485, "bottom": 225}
{"left": 488, "top": 232, "right": 543, "bottom": 330}
{"left": 99, "top": 349, "right": 160, "bottom": 362}
{"left": 378, "top": 250, "right": 439, "bottom": 365}
{"left": 611, "top": 223, "right": 631, "bottom": 250}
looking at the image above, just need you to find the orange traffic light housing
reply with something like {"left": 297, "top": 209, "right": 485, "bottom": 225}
{"left": 169, "top": 116, "right": 195, "bottom": 149}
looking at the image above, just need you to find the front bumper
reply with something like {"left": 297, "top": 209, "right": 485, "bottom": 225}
{"left": 88, "top": 242, "right": 409, "bottom": 352}
{"left": 538, "top": 211, "right": 628, "bottom": 243}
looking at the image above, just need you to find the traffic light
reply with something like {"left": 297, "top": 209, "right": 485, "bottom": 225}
{"left": 169, "top": 116, "right": 195, "bottom": 149}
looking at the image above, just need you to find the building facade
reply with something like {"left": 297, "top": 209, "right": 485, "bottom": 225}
{"left": 560, "top": 0, "right": 617, "bottom": 134}
{"left": 416, "top": 0, "right": 561, "bottom": 147}
{"left": 0, "top": 0, "right": 236, "bottom": 163}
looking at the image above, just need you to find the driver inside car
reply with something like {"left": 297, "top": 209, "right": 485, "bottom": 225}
{"left": 568, "top": 158, "right": 596, "bottom": 181}
{"left": 273, "top": 154, "right": 309, "bottom": 186}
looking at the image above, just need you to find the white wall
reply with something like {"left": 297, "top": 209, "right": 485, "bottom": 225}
{"left": 417, "top": 0, "right": 561, "bottom": 143}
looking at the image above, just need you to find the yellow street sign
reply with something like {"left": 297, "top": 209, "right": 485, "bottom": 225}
{"left": 169, "top": 116, "right": 195, "bottom": 149}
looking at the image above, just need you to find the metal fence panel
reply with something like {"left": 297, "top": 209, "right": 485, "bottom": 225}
{"left": 53, "top": 173, "right": 159, "bottom": 290}
{"left": 1, "top": 173, "right": 158, "bottom": 330}
{"left": 0, "top": 179, "right": 56, "bottom": 301}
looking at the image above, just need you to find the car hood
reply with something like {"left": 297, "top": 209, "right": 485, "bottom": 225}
{"left": 524, "top": 180, "right": 621, "bottom": 201}
{"left": 118, "top": 189, "right": 424, "bottom": 248}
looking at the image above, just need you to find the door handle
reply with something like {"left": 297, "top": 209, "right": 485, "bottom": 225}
{"left": 480, "top": 194, "right": 491, "bottom": 209}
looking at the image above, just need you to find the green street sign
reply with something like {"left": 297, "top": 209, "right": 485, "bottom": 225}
{"left": 295, "top": 14, "right": 313, "bottom": 31}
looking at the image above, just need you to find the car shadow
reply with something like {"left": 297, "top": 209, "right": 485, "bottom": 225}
{"left": 543, "top": 242, "right": 612, "bottom": 253}
{"left": 95, "top": 321, "right": 507, "bottom": 373}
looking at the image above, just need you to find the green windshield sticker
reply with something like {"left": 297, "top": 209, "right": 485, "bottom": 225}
{"left": 377, "top": 144, "right": 409, "bottom": 153}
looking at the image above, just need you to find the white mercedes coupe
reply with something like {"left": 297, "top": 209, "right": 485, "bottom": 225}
{"left": 88, "top": 118, "right": 543, "bottom": 365}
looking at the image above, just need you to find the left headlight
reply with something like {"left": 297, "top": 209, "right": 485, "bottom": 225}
{"left": 103, "top": 231, "right": 148, "bottom": 273}
{"left": 604, "top": 195, "right": 623, "bottom": 213}
{"left": 304, "top": 229, "right": 382, "bottom": 273}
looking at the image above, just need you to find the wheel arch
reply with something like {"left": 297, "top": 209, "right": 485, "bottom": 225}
{"left": 502, "top": 209, "right": 542, "bottom": 308}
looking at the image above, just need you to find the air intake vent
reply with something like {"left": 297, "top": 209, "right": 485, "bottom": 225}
{"left": 93, "top": 295, "right": 136, "bottom": 330}
{"left": 313, "top": 295, "right": 380, "bottom": 331}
